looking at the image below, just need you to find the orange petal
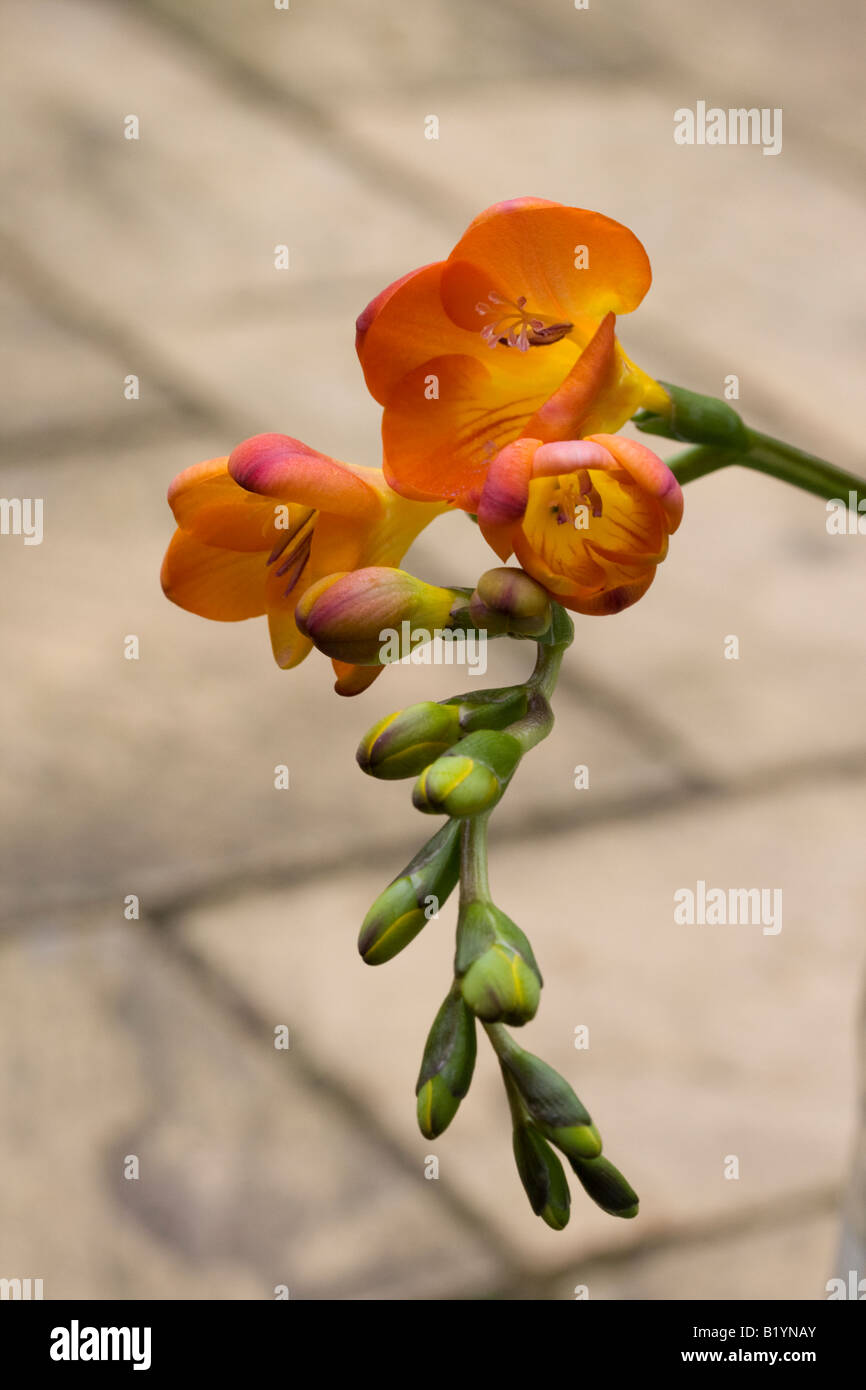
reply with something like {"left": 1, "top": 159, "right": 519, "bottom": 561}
{"left": 228, "top": 434, "right": 383, "bottom": 520}
{"left": 332, "top": 660, "right": 385, "bottom": 696}
{"left": 167, "top": 458, "right": 284, "bottom": 552}
{"left": 476, "top": 438, "right": 541, "bottom": 560}
{"left": 356, "top": 263, "right": 489, "bottom": 407}
{"left": 441, "top": 199, "right": 652, "bottom": 330}
{"left": 266, "top": 602, "right": 314, "bottom": 671}
{"left": 382, "top": 354, "right": 561, "bottom": 509}
{"left": 585, "top": 434, "right": 684, "bottom": 532}
{"left": 161, "top": 529, "right": 267, "bottom": 620}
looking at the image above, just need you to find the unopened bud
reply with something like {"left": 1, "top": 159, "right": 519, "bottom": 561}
{"left": 512, "top": 1123, "right": 571, "bottom": 1230}
{"left": 357, "top": 702, "right": 461, "bottom": 779}
{"left": 569, "top": 1154, "right": 639, "bottom": 1218}
{"left": 468, "top": 567, "right": 552, "bottom": 637}
{"left": 495, "top": 1036, "right": 602, "bottom": 1159}
{"left": 412, "top": 729, "right": 522, "bottom": 817}
{"left": 358, "top": 820, "right": 461, "bottom": 965}
{"left": 296, "top": 567, "right": 461, "bottom": 665}
{"left": 416, "top": 991, "right": 477, "bottom": 1138}
{"left": 456, "top": 900, "right": 542, "bottom": 1025}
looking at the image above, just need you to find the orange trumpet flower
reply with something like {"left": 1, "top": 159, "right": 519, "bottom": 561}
{"left": 161, "top": 434, "right": 445, "bottom": 694}
{"left": 356, "top": 197, "right": 670, "bottom": 511}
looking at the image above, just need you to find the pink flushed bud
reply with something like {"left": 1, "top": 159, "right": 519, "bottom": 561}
{"left": 295, "top": 567, "right": 462, "bottom": 665}
{"left": 468, "top": 566, "right": 552, "bottom": 637}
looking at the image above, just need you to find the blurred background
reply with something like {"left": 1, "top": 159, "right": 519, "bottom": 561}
{"left": 1, "top": 0, "right": 865, "bottom": 1299}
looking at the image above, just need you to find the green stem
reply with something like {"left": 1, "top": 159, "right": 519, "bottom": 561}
{"left": 508, "top": 613, "right": 573, "bottom": 753}
{"left": 460, "top": 811, "right": 491, "bottom": 904}
{"left": 665, "top": 444, "right": 740, "bottom": 485}
{"left": 638, "top": 385, "right": 866, "bottom": 505}
{"left": 743, "top": 430, "right": 866, "bottom": 504}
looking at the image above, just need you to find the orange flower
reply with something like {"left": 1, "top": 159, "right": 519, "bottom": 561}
{"left": 476, "top": 434, "right": 683, "bottom": 615}
{"left": 161, "top": 434, "right": 445, "bottom": 694}
{"left": 356, "top": 197, "right": 669, "bottom": 510}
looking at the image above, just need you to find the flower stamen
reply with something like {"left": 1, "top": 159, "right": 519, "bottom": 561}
{"left": 477, "top": 291, "right": 573, "bottom": 352}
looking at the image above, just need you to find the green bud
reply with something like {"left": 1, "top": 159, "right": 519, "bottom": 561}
{"left": 441, "top": 685, "right": 529, "bottom": 734}
{"left": 456, "top": 901, "right": 542, "bottom": 1025}
{"left": 469, "top": 567, "right": 552, "bottom": 637}
{"left": 358, "top": 820, "right": 461, "bottom": 965}
{"left": 461, "top": 944, "right": 541, "bottom": 1024}
{"left": 416, "top": 992, "right": 477, "bottom": 1138}
{"left": 569, "top": 1154, "right": 639, "bottom": 1219}
{"left": 495, "top": 1036, "right": 601, "bottom": 1157}
{"left": 356, "top": 701, "right": 461, "bottom": 780}
{"left": 412, "top": 729, "right": 522, "bottom": 817}
{"left": 512, "top": 1123, "right": 571, "bottom": 1230}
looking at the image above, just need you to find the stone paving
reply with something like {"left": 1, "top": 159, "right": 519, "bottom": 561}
{"left": 1, "top": 0, "right": 864, "bottom": 1298}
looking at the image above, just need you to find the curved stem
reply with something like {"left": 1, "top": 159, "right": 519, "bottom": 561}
{"left": 508, "top": 612, "right": 573, "bottom": 753}
{"left": 460, "top": 811, "right": 491, "bottom": 904}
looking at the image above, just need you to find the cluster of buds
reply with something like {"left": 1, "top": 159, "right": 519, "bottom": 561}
{"left": 355, "top": 581, "right": 640, "bottom": 1230}
{"left": 298, "top": 564, "right": 552, "bottom": 674}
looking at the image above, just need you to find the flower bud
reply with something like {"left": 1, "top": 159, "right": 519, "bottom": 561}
{"left": 296, "top": 566, "right": 461, "bottom": 665}
{"left": 456, "top": 900, "right": 542, "bottom": 1025}
{"left": 569, "top": 1154, "right": 639, "bottom": 1219}
{"left": 412, "top": 729, "right": 522, "bottom": 817}
{"left": 512, "top": 1123, "right": 571, "bottom": 1230}
{"left": 357, "top": 701, "right": 462, "bottom": 780}
{"left": 415, "top": 991, "right": 477, "bottom": 1138}
{"left": 358, "top": 820, "right": 461, "bottom": 965}
{"left": 468, "top": 567, "right": 552, "bottom": 637}
{"left": 496, "top": 1037, "right": 602, "bottom": 1160}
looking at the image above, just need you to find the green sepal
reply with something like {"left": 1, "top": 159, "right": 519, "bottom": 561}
{"left": 635, "top": 382, "right": 749, "bottom": 452}
{"left": 441, "top": 685, "right": 530, "bottom": 734}
{"left": 535, "top": 602, "right": 575, "bottom": 648}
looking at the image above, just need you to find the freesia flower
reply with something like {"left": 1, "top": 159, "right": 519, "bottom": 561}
{"left": 161, "top": 434, "right": 446, "bottom": 694}
{"left": 476, "top": 434, "right": 683, "bottom": 615}
{"left": 356, "top": 197, "right": 670, "bottom": 510}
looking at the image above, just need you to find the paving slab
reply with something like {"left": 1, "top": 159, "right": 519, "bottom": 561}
{"left": 0, "top": 909, "right": 499, "bottom": 1298}
{"left": 0, "top": 0, "right": 440, "bottom": 339}
{"left": 178, "top": 778, "right": 866, "bottom": 1272}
